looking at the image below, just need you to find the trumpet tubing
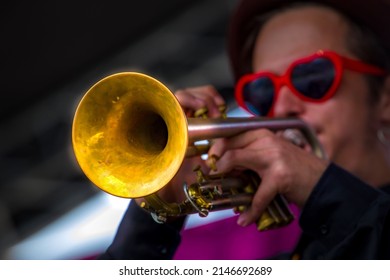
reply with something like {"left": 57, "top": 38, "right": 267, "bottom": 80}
{"left": 72, "top": 72, "right": 325, "bottom": 231}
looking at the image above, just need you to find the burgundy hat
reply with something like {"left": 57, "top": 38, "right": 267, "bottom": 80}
{"left": 228, "top": 0, "right": 390, "bottom": 80}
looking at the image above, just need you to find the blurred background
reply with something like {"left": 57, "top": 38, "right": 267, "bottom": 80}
{"left": 0, "top": 0, "right": 239, "bottom": 259}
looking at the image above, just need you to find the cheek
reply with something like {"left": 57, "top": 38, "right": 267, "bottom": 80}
{"left": 301, "top": 70, "right": 381, "bottom": 165}
{"left": 310, "top": 86, "right": 377, "bottom": 160}
{"left": 309, "top": 102, "right": 348, "bottom": 157}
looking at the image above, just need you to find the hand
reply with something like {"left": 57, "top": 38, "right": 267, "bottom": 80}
{"left": 174, "top": 85, "right": 226, "bottom": 118}
{"left": 207, "top": 128, "right": 329, "bottom": 227}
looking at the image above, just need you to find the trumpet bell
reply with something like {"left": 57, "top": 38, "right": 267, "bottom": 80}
{"left": 72, "top": 72, "right": 188, "bottom": 198}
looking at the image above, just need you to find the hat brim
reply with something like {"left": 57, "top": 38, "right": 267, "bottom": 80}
{"left": 228, "top": 0, "right": 390, "bottom": 79}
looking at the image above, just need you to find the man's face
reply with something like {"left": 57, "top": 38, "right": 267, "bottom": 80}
{"left": 251, "top": 5, "right": 381, "bottom": 176}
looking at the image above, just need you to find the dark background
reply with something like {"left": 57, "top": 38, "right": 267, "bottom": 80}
{"left": 0, "top": 0, "right": 238, "bottom": 258}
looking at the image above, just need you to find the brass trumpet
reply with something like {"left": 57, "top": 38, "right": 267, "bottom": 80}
{"left": 72, "top": 72, "right": 325, "bottom": 230}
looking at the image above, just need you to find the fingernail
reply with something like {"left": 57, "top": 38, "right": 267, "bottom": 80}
{"left": 206, "top": 154, "right": 219, "bottom": 172}
{"left": 237, "top": 215, "right": 247, "bottom": 227}
{"left": 194, "top": 107, "right": 208, "bottom": 118}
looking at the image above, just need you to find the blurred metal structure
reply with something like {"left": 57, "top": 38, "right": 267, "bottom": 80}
{"left": 0, "top": 0, "right": 238, "bottom": 258}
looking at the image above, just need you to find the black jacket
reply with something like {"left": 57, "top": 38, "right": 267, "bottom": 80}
{"left": 99, "top": 163, "right": 390, "bottom": 259}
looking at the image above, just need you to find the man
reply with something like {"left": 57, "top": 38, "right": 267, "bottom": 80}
{"left": 100, "top": 0, "right": 390, "bottom": 259}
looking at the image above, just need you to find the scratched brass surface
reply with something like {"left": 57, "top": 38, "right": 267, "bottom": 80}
{"left": 72, "top": 72, "right": 188, "bottom": 198}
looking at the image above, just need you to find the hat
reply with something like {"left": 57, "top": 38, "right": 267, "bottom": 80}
{"left": 228, "top": 0, "right": 390, "bottom": 80}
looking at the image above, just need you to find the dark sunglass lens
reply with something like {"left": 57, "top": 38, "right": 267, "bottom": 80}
{"left": 291, "top": 57, "right": 335, "bottom": 99}
{"left": 243, "top": 77, "right": 274, "bottom": 116}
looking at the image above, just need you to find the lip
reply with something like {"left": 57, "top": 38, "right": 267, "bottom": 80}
{"left": 312, "top": 126, "right": 323, "bottom": 140}
{"left": 311, "top": 128, "right": 328, "bottom": 155}
{"left": 309, "top": 125, "right": 323, "bottom": 143}
{"left": 303, "top": 120, "right": 320, "bottom": 136}
{"left": 302, "top": 122, "right": 326, "bottom": 151}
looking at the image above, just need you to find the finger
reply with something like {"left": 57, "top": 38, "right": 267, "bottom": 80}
{"left": 193, "top": 85, "right": 225, "bottom": 106}
{"left": 208, "top": 129, "right": 275, "bottom": 163}
{"left": 209, "top": 147, "right": 282, "bottom": 227}
{"left": 211, "top": 147, "right": 269, "bottom": 175}
{"left": 237, "top": 176, "right": 277, "bottom": 227}
{"left": 175, "top": 86, "right": 225, "bottom": 118}
{"left": 174, "top": 89, "right": 205, "bottom": 114}
{"left": 190, "top": 86, "right": 225, "bottom": 118}
{"left": 206, "top": 138, "right": 228, "bottom": 169}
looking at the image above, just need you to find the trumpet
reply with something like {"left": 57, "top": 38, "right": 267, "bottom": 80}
{"left": 72, "top": 72, "right": 325, "bottom": 231}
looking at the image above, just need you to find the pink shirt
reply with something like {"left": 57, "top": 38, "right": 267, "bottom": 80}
{"left": 174, "top": 205, "right": 301, "bottom": 259}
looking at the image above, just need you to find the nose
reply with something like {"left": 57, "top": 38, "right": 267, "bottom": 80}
{"left": 273, "top": 86, "right": 305, "bottom": 117}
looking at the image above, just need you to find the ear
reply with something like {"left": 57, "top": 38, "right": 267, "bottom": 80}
{"left": 378, "top": 75, "right": 390, "bottom": 126}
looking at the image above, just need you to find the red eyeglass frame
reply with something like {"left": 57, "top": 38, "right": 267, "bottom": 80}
{"left": 235, "top": 50, "right": 387, "bottom": 117}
